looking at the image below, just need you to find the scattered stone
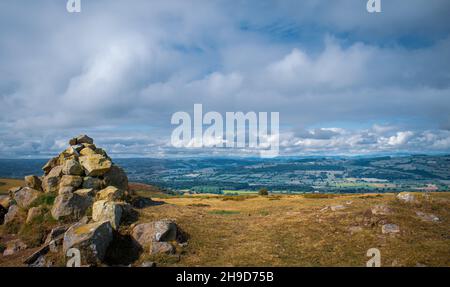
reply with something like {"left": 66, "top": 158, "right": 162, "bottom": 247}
{"left": 24, "top": 175, "right": 43, "bottom": 191}
{"left": 26, "top": 206, "right": 44, "bottom": 224}
{"left": 330, "top": 205, "right": 346, "bottom": 211}
{"left": 103, "top": 165, "right": 129, "bottom": 191}
{"left": 382, "top": 224, "right": 400, "bottom": 234}
{"left": 79, "top": 154, "right": 112, "bottom": 176}
{"left": 13, "top": 187, "right": 41, "bottom": 209}
{"left": 51, "top": 193, "right": 93, "bottom": 220}
{"left": 319, "top": 206, "right": 329, "bottom": 212}
{"left": 28, "top": 255, "right": 52, "bottom": 267}
{"left": 62, "top": 159, "right": 84, "bottom": 176}
{"left": 397, "top": 192, "right": 416, "bottom": 203}
{"left": 151, "top": 242, "right": 175, "bottom": 255}
{"left": 416, "top": 211, "right": 439, "bottom": 222}
{"left": 63, "top": 221, "right": 113, "bottom": 265}
{"left": 132, "top": 219, "right": 178, "bottom": 249}
{"left": 3, "top": 205, "right": 20, "bottom": 224}
{"left": 3, "top": 239, "right": 27, "bottom": 256}
{"left": 92, "top": 200, "right": 122, "bottom": 229}
{"left": 371, "top": 205, "right": 392, "bottom": 215}
{"left": 96, "top": 186, "right": 124, "bottom": 201}
{"left": 82, "top": 177, "right": 103, "bottom": 190}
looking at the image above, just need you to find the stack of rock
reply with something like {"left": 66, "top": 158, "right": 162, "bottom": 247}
{"left": 0, "top": 135, "right": 187, "bottom": 267}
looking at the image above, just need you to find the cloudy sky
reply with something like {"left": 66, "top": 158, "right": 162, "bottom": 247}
{"left": 1, "top": 0, "right": 450, "bottom": 158}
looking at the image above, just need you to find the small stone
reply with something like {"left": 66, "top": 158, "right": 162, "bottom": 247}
{"left": 42, "top": 157, "right": 58, "bottom": 175}
{"left": 79, "top": 147, "right": 97, "bottom": 157}
{"left": 382, "top": 224, "right": 400, "bottom": 234}
{"left": 3, "top": 239, "right": 27, "bottom": 256}
{"left": 76, "top": 134, "right": 94, "bottom": 144}
{"left": 74, "top": 188, "right": 95, "bottom": 197}
{"left": 416, "top": 211, "right": 439, "bottom": 222}
{"left": 60, "top": 175, "right": 83, "bottom": 189}
{"left": 42, "top": 165, "right": 63, "bottom": 193}
{"left": 141, "top": 261, "right": 156, "bottom": 267}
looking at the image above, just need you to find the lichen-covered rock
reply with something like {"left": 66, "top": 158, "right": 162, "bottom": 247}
{"left": 79, "top": 147, "right": 97, "bottom": 157}
{"left": 24, "top": 175, "right": 42, "bottom": 191}
{"left": 13, "top": 187, "right": 41, "bottom": 209}
{"left": 74, "top": 188, "right": 95, "bottom": 197}
{"left": 96, "top": 186, "right": 124, "bottom": 201}
{"left": 59, "top": 175, "right": 83, "bottom": 189}
{"left": 42, "top": 156, "right": 58, "bottom": 175}
{"left": 82, "top": 177, "right": 103, "bottom": 190}
{"left": 63, "top": 221, "right": 113, "bottom": 265}
{"left": 103, "top": 165, "right": 129, "bottom": 191}
{"left": 131, "top": 219, "right": 178, "bottom": 249}
{"left": 26, "top": 206, "right": 44, "bottom": 224}
{"left": 76, "top": 134, "right": 94, "bottom": 145}
{"left": 51, "top": 193, "right": 93, "bottom": 220}
{"left": 79, "top": 154, "right": 112, "bottom": 176}
{"left": 92, "top": 200, "right": 122, "bottom": 229}
{"left": 42, "top": 165, "right": 63, "bottom": 193}
{"left": 62, "top": 159, "right": 84, "bottom": 176}
{"left": 150, "top": 242, "right": 175, "bottom": 255}
{"left": 3, "top": 205, "right": 20, "bottom": 224}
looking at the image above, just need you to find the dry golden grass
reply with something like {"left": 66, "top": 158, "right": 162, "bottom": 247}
{"left": 0, "top": 178, "right": 24, "bottom": 195}
{"left": 135, "top": 192, "right": 450, "bottom": 267}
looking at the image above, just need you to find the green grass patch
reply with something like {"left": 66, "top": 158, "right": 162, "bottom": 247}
{"left": 30, "top": 192, "right": 56, "bottom": 208}
{"left": 208, "top": 210, "right": 240, "bottom": 215}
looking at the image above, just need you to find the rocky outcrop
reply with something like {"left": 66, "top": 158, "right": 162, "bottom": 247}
{"left": 63, "top": 221, "right": 113, "bottom": 265}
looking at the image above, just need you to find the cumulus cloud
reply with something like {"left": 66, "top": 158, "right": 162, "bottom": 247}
{"left": 0, "top": 0, "right": 449, "bottom": 157}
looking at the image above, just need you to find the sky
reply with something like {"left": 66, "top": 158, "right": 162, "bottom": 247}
{"left": 0, "top": 0, "right": 450, "bottom": 158}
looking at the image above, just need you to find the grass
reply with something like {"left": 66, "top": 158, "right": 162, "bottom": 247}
{"left": 0, "top": 178, "right": 24, "bottom": 195}
{"left": 136, "top": 192, "right": 450, "bottom": 267}
{"left": 208, "top": 210, "right": 240, "bottom": 215}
